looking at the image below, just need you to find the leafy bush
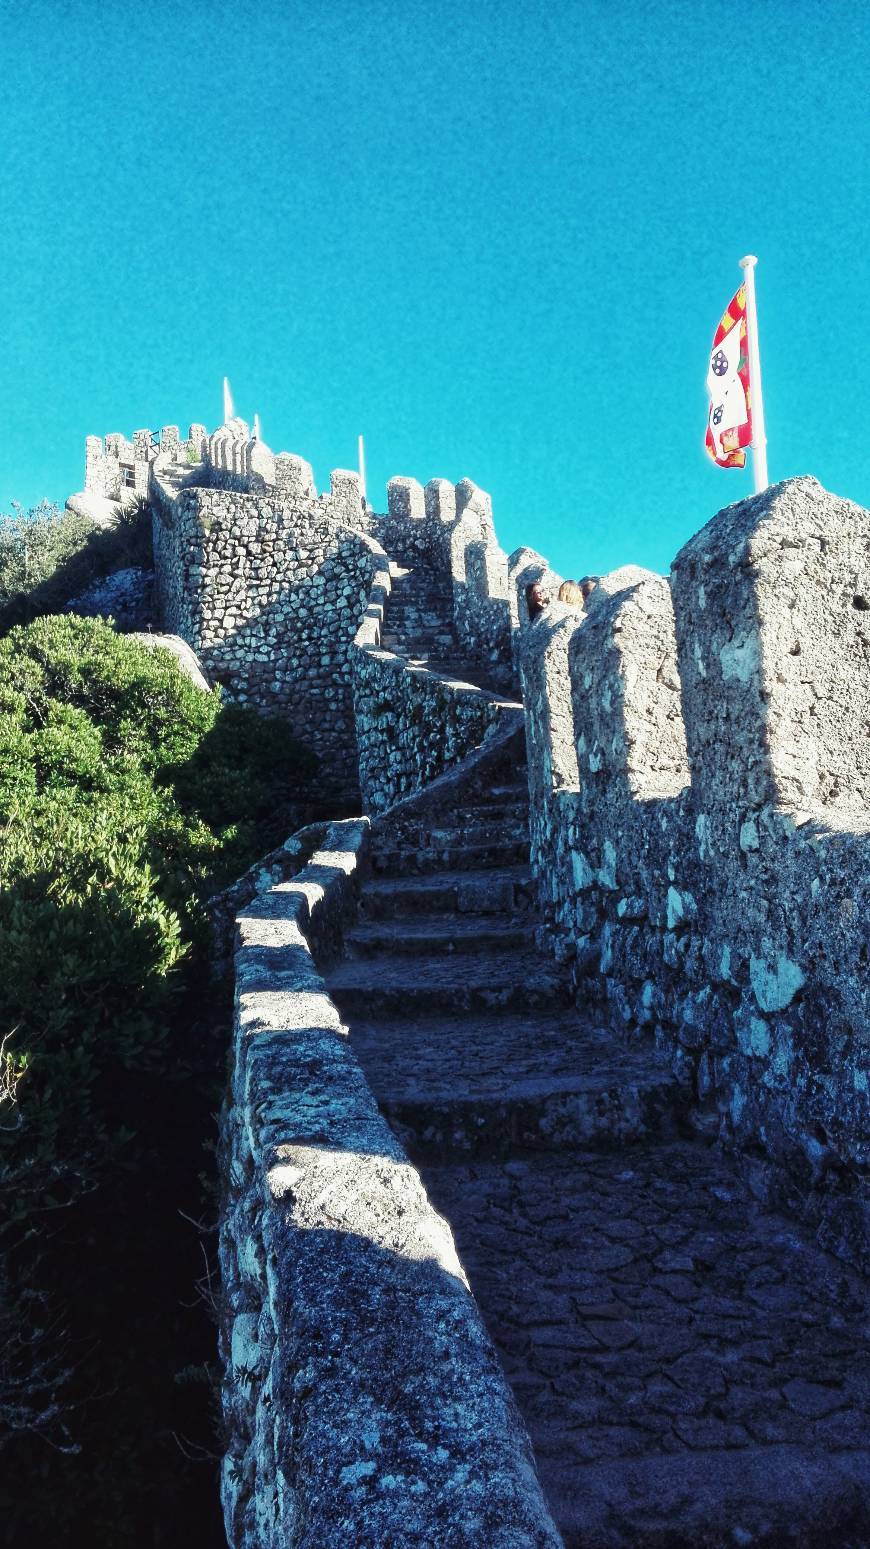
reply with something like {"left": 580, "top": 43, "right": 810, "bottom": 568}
{"left": 0, "top": 501, "right": 96, "bottom": 599}
{"left": 0, "top": 616, "right": 317, "bottom": 1492}
{"left": 0, "top": 500, "right": 154, "bottom": 632}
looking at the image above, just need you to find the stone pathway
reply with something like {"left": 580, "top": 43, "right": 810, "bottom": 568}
{"left": 325, "top": 563, "right": 870, "bottom": 1546}
{"left": 421, "top": 1147, "right": 870, "bottom": 1548}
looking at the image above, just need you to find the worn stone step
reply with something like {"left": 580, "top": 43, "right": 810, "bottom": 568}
{"left": 387, "top": 578, "right": 452, "bottom": 595}
{"left": 458, "top": 799, "right": 529, "bottom": 822}
{"left": 386, "top": 616, "right": 451, "bottom": 627}
{"left": 479, "top": 782, "right": 529, "bottom": 803}
{"left": 418, "top": 1143, "right": 870, "bottom": 1549}
{"left": 422, "top": 816, "right": 528, "bottom": 844}
{"left": 348, "top": 1010, "right": 688, "bottom": 1157}
{"left": 344, "top": 914, "right": 534, "bottom": 958}
{"left": 383, "top": 637, "right": 457, "bottom": 652}
{"left": 359, "top": 866, "right": 533, "bottom": 919}
{"left": 383, "top": 604, "right": 453, "bottom": 618}
{"left": 380, "top": 817, "right": 529, "bottom": 853}
{"left": 381, "top": 635, "right": 457, "bottom": 653}
{"left": 370, "top": 838, "right": 530, "bottom": 875}
{"left": 325, "top": 949, "right": 571, "bottom": 1015}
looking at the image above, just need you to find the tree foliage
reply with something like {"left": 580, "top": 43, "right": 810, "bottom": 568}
{"left": 0, "top": 500, "right": 153, "bottom": 630}
{"left": 0, "top": 615, "right": 316, "bottom": 1509}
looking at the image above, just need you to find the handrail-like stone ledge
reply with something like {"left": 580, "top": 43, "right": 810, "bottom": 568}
{"left": 220, "top": 817, "right": 562, "bottom": 1549}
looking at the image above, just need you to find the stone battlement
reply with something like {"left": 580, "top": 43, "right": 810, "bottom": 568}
{"left": 518, "top": 475, "right": 870, "bottom": 1270}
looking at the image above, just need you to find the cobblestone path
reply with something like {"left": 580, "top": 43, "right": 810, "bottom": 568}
{"left": 421, "top": 1147, "right": 870, "bottom": 1548}
{"left": 326, "top": 568, "right": 870, "bottom": 1546}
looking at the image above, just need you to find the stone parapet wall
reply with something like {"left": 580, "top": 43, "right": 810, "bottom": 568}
{"left": 353, "top": 647, "right": 515, "bottom": 814}
{"left": 449, "top": 485, "right": 513, "bottom": 689}
{"left": 518, "top": 477, "right": 870, "bottom": 1272}
{"left": 150, "top": 456, "right": 380, "bottom": 800}
{"left": 219, "top": 818, "right": 562, "bottom": 1549}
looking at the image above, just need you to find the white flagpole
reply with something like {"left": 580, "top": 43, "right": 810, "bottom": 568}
{"left": 223, "top": 377, "right": 234, "bottom": 424}
{"left": 739, "top": 255, "right": 768, "bottom": 492}
{"left": 358, "top": 434, "right": 367, "bottom": 506}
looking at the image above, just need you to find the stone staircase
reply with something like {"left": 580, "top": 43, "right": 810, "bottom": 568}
{"left": 380, "top": 559, "right": 510, "bottom": 694}
{"left": 380, "top": 563, "right": 458, "bottom": 666}
{"left": 324, "top": 740, "right": 870, "bottom": 1546}
{"left": 327, "top": 774, "right": 685, "bottom": 1162}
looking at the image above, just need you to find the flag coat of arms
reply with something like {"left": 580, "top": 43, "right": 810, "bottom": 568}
{"left": 706, "top": 285, "right": 752, "bottom": 468}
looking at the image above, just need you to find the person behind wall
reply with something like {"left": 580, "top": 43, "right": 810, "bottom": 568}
{"left": 525, "top": 581, "right": 550, "bottom": 621}
{"left": 557, "top": 579, "right": 585, "bottom": 608}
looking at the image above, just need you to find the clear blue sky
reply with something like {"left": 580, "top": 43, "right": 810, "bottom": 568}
{"left": 2, "top": 0, "right": 867, "bottom": 577}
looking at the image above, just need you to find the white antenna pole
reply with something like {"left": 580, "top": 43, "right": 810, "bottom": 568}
{"left": 253, "top": 413, "right": 261, "bottom": 441}
{"left": 739, "top": 255, "right": 768, "bottom": 492}
{"left": 358, "top": 434, "right": 367, "bottom": 505}
{"left": 223, "top": 377, "right": 234, "bottom": 424}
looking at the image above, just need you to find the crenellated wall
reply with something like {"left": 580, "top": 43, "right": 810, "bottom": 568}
{"left": 211, "top": 458, "right": 870, "bottom": 1541}
{"left": 85, "top": 422, "right": 206, "bottom": 499}
{"left": 519, "top": 477, "right": 870, "bottom": 1271}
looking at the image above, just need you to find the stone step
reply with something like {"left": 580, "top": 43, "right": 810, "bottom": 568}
{"left": 381, "top": 635, "right": 458, "bottom": 653}
{"left": 325, "top": 948, "right": 571, "bottom": 1015}
{"left": 387, "top": 578, "right": 453, "bottom": 596}
{"left": 379, "top": 817, "right": 529, "bottom": 852}
{"left": 419, "top": 662, "right": 520, "bottom": 697}
{"left": 480, "top": 782, "right": 529, "bottom": 802}
{"left": 370, "top": 838, "right": 530, "bottom": 875}
{"left": 348, "top": 1010, "right": 688, "bottom": 1157}
{"left": 383, "top": 602, "right": 453, "bottom": 616}
{"left": 383, "top": 601, "right": 453, "bottom": 614}
{"left": 425, "top": 815, "right": 528, "bottom": 842}
{"left": 359, "top": 865, "right": 533, "bottom": 919}
{"left": 418, "top": 1143, "right": 870, "bottom": 1548}
{"left": 344, "top": 914, "right": 534, "bottom": 958}
{"left": 385, "top": 609, "right": 454, "bottom": 623}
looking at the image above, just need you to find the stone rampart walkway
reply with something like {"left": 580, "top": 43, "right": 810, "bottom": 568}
{"left": 421, "top": 1146, "right": 869, "bottom": 1548}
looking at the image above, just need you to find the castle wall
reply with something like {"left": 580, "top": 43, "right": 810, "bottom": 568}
{"left": 519, "top": 478, "right": 870, "bottom": 1270}
{"left": 150, "top": 456, "right": 379, "bottom": 802}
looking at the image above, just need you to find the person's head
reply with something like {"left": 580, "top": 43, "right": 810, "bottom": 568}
{"left": 579, "top": 575, "right": 600, "bottom": 602}
{"left": 557, "top": 579, "right": 584, "bottom": 608}
{"left": 525, "top": 581, "right": 549, "bottom": 621}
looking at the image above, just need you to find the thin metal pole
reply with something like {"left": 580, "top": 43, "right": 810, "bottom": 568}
{"left": 739, "top": 255, "right": 768, "bottom": 492}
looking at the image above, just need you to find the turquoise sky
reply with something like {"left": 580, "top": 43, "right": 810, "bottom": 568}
{"left": 2, "top": 0, "right": 867, "bottom": 577}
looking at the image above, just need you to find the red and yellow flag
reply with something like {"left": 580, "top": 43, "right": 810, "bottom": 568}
{"left": 705, "top": 285, "right": 752, "bottom": 468}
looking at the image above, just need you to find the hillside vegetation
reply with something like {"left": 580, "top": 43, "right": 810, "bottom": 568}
{"left": 0, "top": 613, "right": 317, "bottom": 1545}
{"left": 0, "top": 499, "right": 152, "bottom": 630}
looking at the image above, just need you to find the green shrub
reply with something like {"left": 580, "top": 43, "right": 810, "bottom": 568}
{"left": 0, "top": 501, "right": 154, "bottom": 632}
{"left": 0, "top": 615, "right": 318, "bottom": 1470}
{"left": 0, "top": 501, "right": 96, "bottom": 601}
